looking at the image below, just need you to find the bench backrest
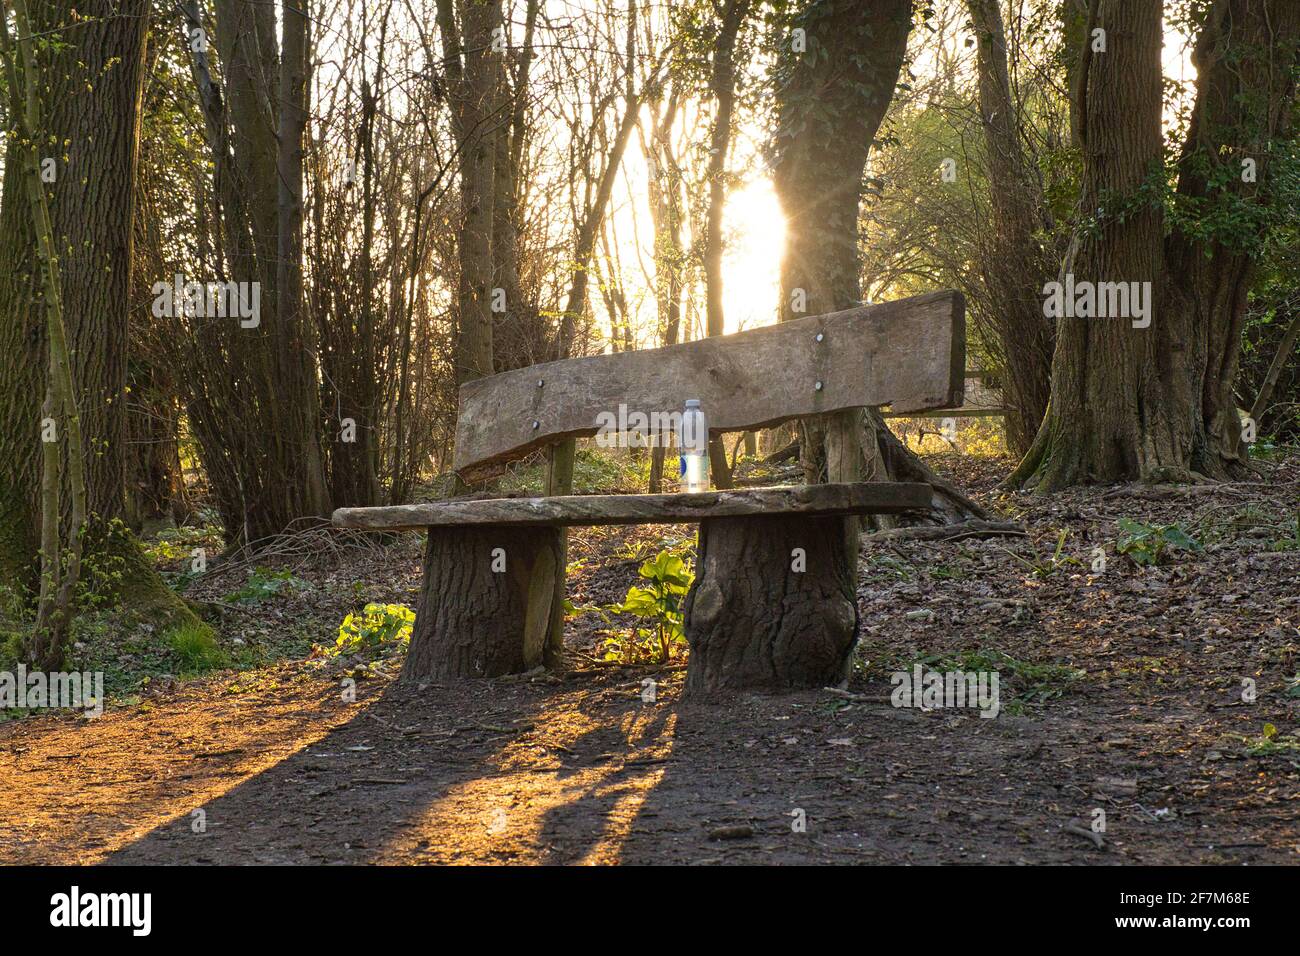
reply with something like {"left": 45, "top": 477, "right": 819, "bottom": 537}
{"left": 452, "top": 290, "right": 965, "bottom": 478}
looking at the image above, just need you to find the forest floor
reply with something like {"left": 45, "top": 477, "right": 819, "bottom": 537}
{"left": 1, "top": 450, "right": 1298, "bottom": 865}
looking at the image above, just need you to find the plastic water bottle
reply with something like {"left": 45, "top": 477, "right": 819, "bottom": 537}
{"left": 679, "top": 399, "right": 709, "bottom": 492}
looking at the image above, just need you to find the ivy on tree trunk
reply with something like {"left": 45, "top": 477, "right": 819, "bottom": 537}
{"left": 1010, "top": 0, "right": 1300, "bottom": 492}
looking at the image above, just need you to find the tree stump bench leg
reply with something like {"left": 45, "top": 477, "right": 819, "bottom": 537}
{"left": 683, "top": 514, "right": 858, "bottom": 699}
{"left": 401, "top": 525, "right": 563, "bottom": 681}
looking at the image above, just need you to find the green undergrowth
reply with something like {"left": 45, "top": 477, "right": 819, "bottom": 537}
{"left": 593, "top": 547, "right": 694, "bottom": 664}
{"left": 0, "top": 517, "right": 338, "bottom": 718}
{"left": 1235, "top": 722, "right": 1300, "bottom": 758}
{"left": 1194, "top": 503, "right": 1300, "bottom": 552}
{"left": 856, "top": 641, "right": 1086, "bottom": 715}
{"left": 310, "top": 602, "right": 414, "bottom": 679}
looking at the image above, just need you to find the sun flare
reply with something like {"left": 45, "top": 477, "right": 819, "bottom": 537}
{"left": 720, "top": 181, "right": 786, "bottom": 335}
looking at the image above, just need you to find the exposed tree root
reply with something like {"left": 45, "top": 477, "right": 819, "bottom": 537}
{"left": 798, "top": 409, "right": 988, "bottom": 528}
{"left": 861, "top": 410, "right": 987, "bottom": 527}
{"left": 865, "top": 520, "right": 1027, "bottom": 543}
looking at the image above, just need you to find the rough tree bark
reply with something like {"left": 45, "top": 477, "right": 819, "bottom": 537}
{"left": 0, "top": 61, "right": 41, "bottom": 585}
{"left": 0, "top": 0, "right": 208, "bottom": 647}
{"left": 401, "top": 526, "right": 562, "bottom": 681}
{"left": 1, "top": 0, "right": 88, "bottom": 668}
{"left": 1009, "top": 0, "right": 1300, "bottom": 491}
{"left": 1008, "top": 0, "right": 1166, "bottom": 490}
{"left": 683, "top": 515, "right": 857, "bottom": 698}
{"left": 1169, "top": 0, "right": 1300, "bottom": 479}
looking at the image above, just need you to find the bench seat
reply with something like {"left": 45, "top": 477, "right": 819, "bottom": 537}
{"left": 332, "top": 482, "right": 931, "bottom": 530}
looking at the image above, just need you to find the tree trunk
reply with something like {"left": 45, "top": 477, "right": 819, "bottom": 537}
{"left": 965, "top": 0, "right": 1054, "bottom": 455}
{"left": 1010, "top": 0, "right": 1300, "bottom": 491}
{"left": 276, "top": 0, "right": 329, "bottom": 514}
{"left": 683, "top": 515, "right": 857, "bottom": 698}
{"left": 435, "top": 0, "right": 502, "bottom": 499}
{"left": 772, "top": 0, "right": 979, "bottom": 524}
{"left": 489, "top": 0, "right": 541, "bottom": 372}
{"left": 401, "top": 525, "right": 562, "bottom": 681}
{"left": 1010, "top": 0, "right": 1166, "bottom": 490}
{"left": 0, "top": 99, "right": 41, "bottom": 585}
{"left": 444, "top": 0, "right": 501, "bottom": 388}
{"left": 125, "top": 358, "right": 191, "bottom": 529}
{"left": 1171, "top": 0, "right": 1300, "bottom": 479}
{"left": 0, "top": 0, "right": 207, "bottom": 645}
{"left": 1, "top": 0, "right": 88, "bottom": 668}
{"left": 7, "top": 0, "right": 146, "bottom": 525}
{"left": 172, "top": 0, "right": 331, "bottom": 547}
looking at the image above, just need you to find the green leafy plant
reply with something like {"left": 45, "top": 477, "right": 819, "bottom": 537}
{"left": 1247, "top": 440, "right": 1284, "bottom": 461}
{"left": 1271, "top": 511, "right": 1300, "bottom": 552}
{"left": 866, "top": 554, "right": 914, "bottom": 582}
{"left": 329, "top": 603, "right": 414, "bottom": 658}
{"left": 1115, "top": 518, "right": 1202, "bottom": 566}
{"left": 600, "top": 547, "right": 694, "bottom": 663}
{"left": 0, "top": 629, "right": 23, "bottom": 670}
{"left": 163, "top": 567, "right": 203, "bottom": 594}
{"left": 1195, "top": 504, "right": 1300, "bottom": 552}
{"left": 141, "top": 523, "right": 223, "bottom": 564}
{"left": 74, "top": 521, "right": 128, "bottom": 612}
{"left": 612, "top": 538, "right": 657, "bottom": 562}
{"left": 494, "top": 447, "right": 648, "bottom": 497}
{"left": 224, "top": 567, "right": 307, "bottom": 604}
{"left": 1243, "top": 723, "right": 1300, "bottom": 757}
{"left": 930, "top": 563, "right": 965, "bottom": 581}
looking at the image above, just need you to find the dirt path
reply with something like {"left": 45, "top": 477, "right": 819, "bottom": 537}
{"left": 1, "top": 455, "right": 1297, "bottom": 865}
{"left": 1, "top": 657, "right": 1296, "bottom": 864}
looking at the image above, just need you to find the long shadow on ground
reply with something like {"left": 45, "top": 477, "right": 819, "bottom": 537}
{"left": 93, "top": 663, "right": 1293, "bottom": 865}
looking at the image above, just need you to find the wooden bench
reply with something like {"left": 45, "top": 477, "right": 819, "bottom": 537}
{"left": 333, "top": 290, "right": 965, "bottom": 698}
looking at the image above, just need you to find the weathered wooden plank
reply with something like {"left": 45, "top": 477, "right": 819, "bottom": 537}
{"left": 882, "top": 407, "right": 1009, "bottom": 419}
{"left": 332, "top": 482, "right": 932, "bottom": 530}
{"left": 453, "top": 290, "right": 964, "bottom": 474}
